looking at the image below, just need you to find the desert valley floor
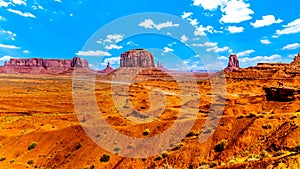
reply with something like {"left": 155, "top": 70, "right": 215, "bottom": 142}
{"left": 0, "top": 71, "right": 300, "bottom": 169}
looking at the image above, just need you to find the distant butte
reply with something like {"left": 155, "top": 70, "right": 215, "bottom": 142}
{"left": 224, "top": 54, "right": 240, "bottom": 72}
{"left": 0, "top": 57, "right": 89, "bottom": 74}
{"left": 120, "top": 49, "right": 155, "bottom": 68}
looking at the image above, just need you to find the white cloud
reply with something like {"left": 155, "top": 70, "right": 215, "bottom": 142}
{"left": 105, "top": 44, "right": 123, "bottom": 50}
{"left": 194, "top": 25, "right": 214, "bottom": 36}
{"left": 54, "top": 0, "right": 61, "bottom": 2}
{"left": 236, "top": 50, "right": 255, "bottom": 57}
{"left": 0, "top": 1, "right": 10, "bottom": 7}
{"left": 187, "top": 18, "right": 199, "bottom": 26}
{"left": 181, "top": 35, "right": 188, "bottom": 42}
{"left": 163, "top": 47, "right": 174, "bottom": 53}
{"left": 220, "top": 0, "right": 254, "bottom": 23}
{"left": 181, "top": 12, "right": 193, "bottom": 19}
{"left": 282, "top": 43, "right": 300, "bottom": 50}
{"left": 97, "top": 34, "right": 124, "bottom": 44}
{"left": 217, "top": 56, "right": 228, "bottom": 60}
{"left": 260, "top": 39, "right": 271, "bottom": 45}
{"left": 167, "top": 42, "right": 177, "bottom": 47}
{"left": 11, "top": 0, "right": 26, "bottom": 5}
{"left": 207, "top": 46, "right": 230, "bottom": 53}
{"left": 7, "top": 9, "right": 36, "bottom": 18}
{"left": 239, "top": 54, "right": 281, "bottom": 63}
{"left": 192, "top": 0, "right": 227, "bottom": 11}
{"left": 104, "top": 34, "right": 123, "bottom": 43}
{"left": 76, "top": 50, "right": 111, "bottom": 57}
{"left": 276, "top": 18, "right": 300, "bottom": 36}
{"left": 22, "top": 50, "right": 30, "bottom": 54}
{"left": 139, "top": 19, "right": 179, "bottom": 30}
{"left": 195, "top": 41, "right": 231, "bottom": 53}
{"left": 0, "top": 55, "right": 13, "bottom": 61}
{"left": 250, "top": 15, "right": 283, "bottom": 28}
{"left": 0, "top": 16, "right": 6, "bottom": 21}
{"left": 0, "top": 43, "right": 20, "bottom": 49}
{"left": 0, "top": 29, "right": 16, "bottom": 40}
{"left": 227, "top": 26, "right": 244, "bottom": 33}
{"left": 126, "top": 41, "right": 138, "bottom": 46}
{"left": 101, "top": 57, "right": 120, "bottom": 66}
{"left": 192, "top": 41, "right": 218, "bottom": 47}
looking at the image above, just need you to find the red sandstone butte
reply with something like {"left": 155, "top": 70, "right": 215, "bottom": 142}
{"left": 0, "top": 57, "right": 89, "bottom": 74}
{"left": 120, "top": 49, "right": 155, "bottom": 68}
{"left": 224, "top": 54, "right": 240, "bottom": 72}
{"left": 98, "top": 62, "right": 114, "bottom": 74}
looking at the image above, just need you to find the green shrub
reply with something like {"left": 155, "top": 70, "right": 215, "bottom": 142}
{"left": 100, "top": 154, "right": 110, "bottom": 162}
{"left": 28, "top": 142, "right": 37, "bottom": 151}
{"left": 75, "top": 142, "right": 83, "bottom": 150}
{"left": 27, "top": 159, "right": 34, "bottom": 165}
{"left": 214, "top": 140, "right": 228, "bottom": 152}
{"left": 0, "top": 156, "right": 6, "bottom": 162}
{"left": 143, "top": 128, "right": 150, "bottom": 136}
{"left": 262, "top": 124, "right": 272, "bottom": 129}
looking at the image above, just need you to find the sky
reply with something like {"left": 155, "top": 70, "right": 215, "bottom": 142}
{"left": 0, "top": 0, "right": 300, "bottom": 70}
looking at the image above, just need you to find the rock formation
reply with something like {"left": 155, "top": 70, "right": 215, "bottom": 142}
{"left": 157, "top": 61, "right": 168, "bottom": 71}
{"left": 291, "top": 53, "right": 300, "bottom": 65}
{"left": 120, "top": 49, "right": 155, "bottom": 68}
{"left": 224, "top": 54, "right": 240, "bottom": 72}
{"left": 98, "top": 62, "right": 114, "bottom": 74}
{"left": 0, "top": 57, "right": 89, "bottom": 74}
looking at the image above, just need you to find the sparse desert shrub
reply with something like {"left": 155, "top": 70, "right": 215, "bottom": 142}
{"left": 186, "top": 131, "right": 197, "bottom": 137}
{"left": 273, "top": 150, "right": 285, "bottom": 157}
{"left": 65, "top": 152, "right": 72, "bottom": 158}
{"left": 27, "top": 159, "right": 34, "bottom": 165}
{"left": 28, "top": 142, "right": 37, "bottom": 151}
{"left": 162, "top": 151, "right": 169, "bottom": 158}
{"left": 290, "top": 115, "right": 298, "bottom": 120}
{"left": 214, "top": 140, "right": 228, "bottom": 152}
{"left": 75, "top": 142, "right": 83, "bottom": 150}
{"left": 100, "top": 154, "right": 110, "bottom": 162}
{"left": 237, "top": 115, "right": 245, "bottom": 119}
{"left": 247, "top": 154, "right": 258, "bottom": 162}
{"left": 0, "top": 156, "right": 6, "bottom": 162}
{"left": 209, "top": 161, "right": 218, "bottom": 168}
{"left": 172, "top": 143, "right": 184, "bottom": 151}
{"left": 143, "top": 128, "right": 150, "bottom": 136}
{"left": 9, "top": 159, "right": 14, "bottom": 163}
{"left": 154, "top": 156, "right": 162, "bottom": 161}
{"left": 114, "top": 147, "right": 121, "bottom": 155}
{"left": 259, "top": 151, "right": 270, "bottom": 159}
{"left": 246, "top": 113, "right": 257, "bottom": 118}
{"left": 262, "top": 124, "right": 272, "bottom": 129}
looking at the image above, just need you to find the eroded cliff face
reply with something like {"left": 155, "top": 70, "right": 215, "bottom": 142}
{"left": 120, "top": 49, "right": 155, "bottom": 68}
{"left": 0, "top": 57, "right": 89, "bottom": 74}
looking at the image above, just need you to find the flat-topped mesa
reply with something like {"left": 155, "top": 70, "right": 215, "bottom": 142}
{"left": 0, "top": 57, "right": 89, "bottom": 74}
{"left": 120, "top": 49, "right": 155, "bottom": 68}
{"left": 224, "top": 54, "right": 240, "bottom": 72}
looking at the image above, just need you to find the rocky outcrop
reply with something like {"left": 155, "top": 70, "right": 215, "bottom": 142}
{"left": 291, "top": 53, "right": 300, "bottom": 65}
{"left": 224, "top": 54, "right": 240, "bottom": 72}
{"left": 0, "top": 57, "right": 89, "bottom": 74}
{"left": 157, "top": 62, "right": 168, "bottom": 71}
{"left": 120, "top": 49, "right": 155, "bottom": 68}
{"left": 263, "top": 87, "right": 299, "bottom": 102}
{"left": 98, "top": 62, "right": 114, "bottom": 74}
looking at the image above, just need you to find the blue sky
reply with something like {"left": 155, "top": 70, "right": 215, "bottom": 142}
{"left": 0, "top": 0, "right": 300, "bottom": 70}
